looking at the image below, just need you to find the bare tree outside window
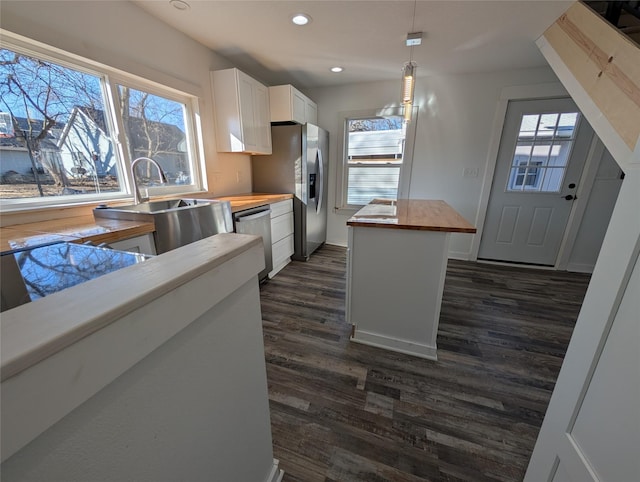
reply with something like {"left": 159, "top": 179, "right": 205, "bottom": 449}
{"left": 118, "top": 85, "right": 193, "bottom": 188}
{"left": 0, "top": 48, "right": 122, "bottom": 198}
{"left": 0, "top": 45, "right": 198, "bottom": 203}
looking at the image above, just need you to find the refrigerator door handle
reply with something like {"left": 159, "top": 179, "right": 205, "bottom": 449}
{"left": 316, "top": 148, "right": 324, "bottom": 214}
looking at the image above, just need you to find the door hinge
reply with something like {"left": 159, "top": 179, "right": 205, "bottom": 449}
{"left": 350, "top": 324, "right": 356, "bottom": 338}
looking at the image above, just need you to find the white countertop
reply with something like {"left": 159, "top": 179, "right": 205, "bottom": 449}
{"left": 0, "top": 233, "right": 262, "bottom": 381}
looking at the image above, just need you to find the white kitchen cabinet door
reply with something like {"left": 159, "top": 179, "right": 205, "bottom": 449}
{"left": 109, "top": 233, "right": 156, "bottom": 255}
{"left": 269, "top": 199, "right": 294, "bottom": 278}
{"left": 304, "top": 99, "right": 318, "bottom": 125}
{"left": 271, "top": 212, "right": 294, "bottom": 244}
{"left": 271, "top": 235, "right": 294, "bottom": 274}
{"left": 212, "top": 68, "right": 272, "bottom": 155}
{"left": 269, "top": 199, "right": 294, "bottom": 218}
{"left": 253, "top": 82, "right": 272, "bottom": 154}
{"left": 269, "top": 85, "right": 317, "bottom": 125}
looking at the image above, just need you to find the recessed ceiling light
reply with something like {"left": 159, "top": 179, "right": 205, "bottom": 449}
{"left": 330, "top": 66, "right": 344, "bottom": 73}
{"left": 291, "top": 13, "right": 311, "bottom": 26}
{"left": 170, "top": 0, "right": 190, "bottom": 11}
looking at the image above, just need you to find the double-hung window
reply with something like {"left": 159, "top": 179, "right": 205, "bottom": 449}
{"left": 337, "top": 107, "right": 417, "bottom": 210}
{"left": 0, "top": 37, "right": 203, "bottom": 208}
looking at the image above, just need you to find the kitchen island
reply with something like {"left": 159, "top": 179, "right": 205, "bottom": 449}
{"left": 346, "top": 199, "right": 476, "bottom": 360}
{"left": 1, "top": 233, "right": 282, "bottom": 482}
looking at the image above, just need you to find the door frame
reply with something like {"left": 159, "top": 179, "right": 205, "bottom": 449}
{"left": 471, "top": 82, "right": 602, "bottom": 269}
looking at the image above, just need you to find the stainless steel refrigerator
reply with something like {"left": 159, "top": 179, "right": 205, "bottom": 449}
{"left": 252, "top": 123, "right": 328, "bottom": 261}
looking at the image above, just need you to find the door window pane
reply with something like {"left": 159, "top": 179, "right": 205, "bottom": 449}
{"left": 518, "top": 114, "right": 540, "bottom": 139}
{"left": 508, "top": 111, "right": 580, "bottom": 192}
{"left": 0, "top": 48, "right": 122, "bottom": 199}
{"left": 117, "top": 86, "right": 194, "bottom": 190}
{"left": 557, "top": 113, "right": 578, "bottom": 137}
{"left": 536, "top": 113, "right": 559, "bottom": 137}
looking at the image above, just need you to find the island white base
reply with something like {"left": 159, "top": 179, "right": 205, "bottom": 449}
{"left": 350, "top": 329, "right": 439, "bottom": 360}
{"left": 265, "top": 459, "right": 285, "bottom": 482}
{"left": 347, "top": 226, "right": 451, "bottom": 361}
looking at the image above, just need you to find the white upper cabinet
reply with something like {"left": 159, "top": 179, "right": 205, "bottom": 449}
{"left": 211, "top": 68, "right": 272, "bottom": 155}
{"left": 269, "top": 84, "right": 318, "bottom": 125}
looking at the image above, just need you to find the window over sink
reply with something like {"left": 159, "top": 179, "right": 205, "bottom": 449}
{"left": 0, "top": 34, "right": 204, "bottom": 210}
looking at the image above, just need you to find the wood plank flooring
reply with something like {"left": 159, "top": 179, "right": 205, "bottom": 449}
{"left": 259, "top": 245, "right": 591, "bottom": 482}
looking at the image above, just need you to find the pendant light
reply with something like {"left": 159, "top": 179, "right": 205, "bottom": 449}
{"left": 402, "top": 61, "right": 416, "bottom": 123}
{"left": 402, "top": 0, "right": 421, "bottom": 123}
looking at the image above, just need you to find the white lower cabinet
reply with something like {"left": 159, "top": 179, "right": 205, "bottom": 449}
{"left": 269, "top": 199, "right": 294, "bottom": 278}
{"left": 109, "top": 233, "right": 156, "bottom": 256}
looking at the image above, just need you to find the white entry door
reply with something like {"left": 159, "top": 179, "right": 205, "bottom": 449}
{"left": 479, "top": 98, "right": 594, "bottom": 265}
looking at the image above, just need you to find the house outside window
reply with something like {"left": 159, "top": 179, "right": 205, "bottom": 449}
{"left": 0, "top": 39, "right": 203, "bottom": 208}
{"left": 337, "top": 107, "right": 417, "bottom": 210}
{"left": 506, "top": 112, "right": 580, "bottom": 193}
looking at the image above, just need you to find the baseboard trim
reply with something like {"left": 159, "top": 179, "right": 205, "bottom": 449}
{"left": 325, "top": 240, "right": 347, "bottom": 248}
{"left": 269, "top": 259, "right": 291, "bottom": 278}
{"left": 264, "top": 458, "right": 284, "bottom": 482}
{"left": 566, "top": 262, "right": 595, "bottom": 273}
{"left": 448, "top": 250, "right": 471, "bottom": 261}
{"left": 351, "top": 329, "right": 438, "bottom": 360}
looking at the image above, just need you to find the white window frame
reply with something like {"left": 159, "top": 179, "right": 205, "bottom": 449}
{"left": 335, "top": 106, "right": 417, "bottom": 213}
{"left": 0, "top": 31, "right": 206, "bottom": 212}
{"left": 505, "top": 111, "right": 580, "bottom": 194}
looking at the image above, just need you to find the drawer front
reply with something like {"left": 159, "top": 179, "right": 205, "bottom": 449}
{"left": 109, "top": 234, "right": 156, "bottom": 256}
{"left": 270, "top": 199, "right": 293, "bottom": 218}
{"left": 271, "top": 212, "right": 294, "bottom": 243}
{"left": 272, "top": 234, "right": 294, "bottom": 265}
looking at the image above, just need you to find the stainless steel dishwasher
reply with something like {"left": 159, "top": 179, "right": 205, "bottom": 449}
{"left": 233, "top": 205, "right": 272, "bottom": 282}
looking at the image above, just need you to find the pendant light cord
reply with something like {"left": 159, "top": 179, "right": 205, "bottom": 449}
{"left": 409, "top": 0, "right": 417, "bottom": 62}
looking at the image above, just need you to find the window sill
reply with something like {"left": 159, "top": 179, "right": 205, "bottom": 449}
{"left": 334, "top": 206, "right": 362, "bottom": 216}
{"left": 0, "top": 188, "right": 207, "bottom": 227}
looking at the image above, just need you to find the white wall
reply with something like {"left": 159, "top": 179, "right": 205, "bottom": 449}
{"left": 309, "top": 67, "right": 562, "bottom": 256}
{"left": 566, "top": 147, "right": 623, "bottom": 272}
{"left": 1, "top": 278, "right": 276, "bottom": 481}
{"left": 0, "top": 0, "right": 253, "bottom": 197}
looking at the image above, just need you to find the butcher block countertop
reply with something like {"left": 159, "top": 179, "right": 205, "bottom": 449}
{"left": 209, "top": 192, "right": 293, "bottom": 213}
{"left": 0, "top": 216, "right": 154, "bottom": 254}
{"left": 347, "top": 199, "right": 476, "bottom": 233}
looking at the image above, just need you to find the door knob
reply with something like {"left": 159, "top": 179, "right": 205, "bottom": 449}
{"left": 563, "top": 194, "right": 576, "bottom": 201}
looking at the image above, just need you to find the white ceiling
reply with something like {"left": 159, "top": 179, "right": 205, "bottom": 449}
{"left": 133, "top": 0, "right": 575, "bottom": 89}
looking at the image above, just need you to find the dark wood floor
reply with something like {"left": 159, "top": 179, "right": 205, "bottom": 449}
{"left": 259, "top": 245, "right": 591, "bottom": 482}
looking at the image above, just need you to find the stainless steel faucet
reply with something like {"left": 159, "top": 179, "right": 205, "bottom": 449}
{"left": 131, "top": 157, "right": 168, "bottom": 204}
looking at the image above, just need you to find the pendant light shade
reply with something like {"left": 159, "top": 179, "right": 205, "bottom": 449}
{"left": 403, "top": 101, "right": 413, "bottom": 123}
{"left": 401, "top": 61, "right": 416, "bottom": 122}
{"left": 401, "top": 61, "right": 416, "bottom": 104}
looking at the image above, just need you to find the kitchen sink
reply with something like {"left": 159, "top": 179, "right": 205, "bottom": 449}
{"left": 93, "top": 198, "right": 233, "bottom": 254}
{"left": 105, "top": 199, "right": 200, "bottom": 213}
